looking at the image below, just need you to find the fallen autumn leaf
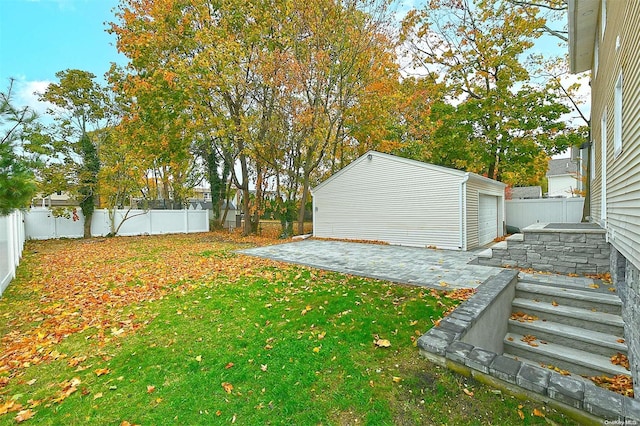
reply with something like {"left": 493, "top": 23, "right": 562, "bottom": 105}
{"left": 222, "top": 382, "right": 233, "bottom": 394}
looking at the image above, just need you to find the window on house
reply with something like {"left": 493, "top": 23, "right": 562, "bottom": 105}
{"left": 614, "top": 72, "right": 623, "bottom": 156}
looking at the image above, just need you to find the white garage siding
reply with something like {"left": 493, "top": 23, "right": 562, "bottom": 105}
{"left": 313, "top": 153, "right": 462, "bottom": 249}
{"left": 478, "top": 194, "right": 499, "bottom": 246}
{"left": 466, "top": 174, "right": 505, "bottom": 250}
{"left": 466, "top": 177, "right": 506, "bottom": 249}
{"left": 312, "top": 152, "right": 506, "bottom": 250}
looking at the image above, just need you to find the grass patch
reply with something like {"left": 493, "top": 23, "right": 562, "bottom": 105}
{"left": 0, "top": 233, "right": 573, "bottom": 424}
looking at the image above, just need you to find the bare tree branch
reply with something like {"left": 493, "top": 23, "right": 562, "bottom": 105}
{"left": 509, "top": 0, "right": 567, "bottom": 11}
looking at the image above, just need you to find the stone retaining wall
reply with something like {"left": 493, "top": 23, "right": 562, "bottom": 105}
{"left": 478, "top": 223, "right": 610, "bottom": 275}
{"left": 612, "top": 247, "right": 640, "bottom": 398}
{"left": 418, "top": 269, "right": 640, "bottom": 423}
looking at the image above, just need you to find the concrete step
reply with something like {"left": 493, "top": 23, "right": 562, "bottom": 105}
{"left": 507, "top": 318, "right": 627, "bottom": 358}
{"left": 503, "top": 353, "right": 592, "bottom": 384}
{"left": 504, "top": 332, "right": 630, "bottom": 378}
{"left": 506, "top": 233, "right": 524, "bottom": 242}
{"left": 515, "top": 282, "right": 622, "bottom": 314}
{"left": 491, "top": 241, "right": 508, "bottom": 250}
{"left": 518, "top": 272, "right": 616, "bottom": 295}
{"left": 511, "top": 298, "right": 625, "bottom": 336}
{"left": 477, "top": 248, "right": 493, "bottom": 259}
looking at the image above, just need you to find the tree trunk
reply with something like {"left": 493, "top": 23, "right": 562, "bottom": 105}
{"left": 253, "top": 167, "right": 264, "bottom": 234}
{"left": 235, "top": 152, "right": 254, "bottom": 236}
{"left": 242, "top": 186, "right": 251, "bottom": 236}
{"left": 487, "top": 160, "right": 496, "bottom": 181}
{"left": 205, "top": 146, "right": 222, "bottom": 219}
{"left": 297, "top": 173, "right": 311, "bottom": 235}
{"left": 83, "top": 212, "right": 92, "bottom": 238}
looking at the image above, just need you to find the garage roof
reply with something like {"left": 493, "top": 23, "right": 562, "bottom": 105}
{"left": 312, "top": 151, "right": 506, "bottom": 193}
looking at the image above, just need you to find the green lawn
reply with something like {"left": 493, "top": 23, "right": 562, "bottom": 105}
{"left": 0, "top": 233, "right": 573, "bottom": 425}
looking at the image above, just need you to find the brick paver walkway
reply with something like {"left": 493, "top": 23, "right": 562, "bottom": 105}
{"left": 241, "top": 239, "right": 501, "bottom": 289}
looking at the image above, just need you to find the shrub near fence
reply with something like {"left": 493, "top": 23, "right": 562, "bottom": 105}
{"left": 25, "top": 208, "right": 210, "bottom": 240}
{"left": 505, "top": 198, "right": 584, "bottom": 230}
{"left": 0, "top": 211, "right": 26, "bottom": 296}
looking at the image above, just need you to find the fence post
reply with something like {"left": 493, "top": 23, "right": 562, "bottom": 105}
{"left": 17, "top": 211, "right": 24, "bottom": 266}
{"left": 10, "top": 213, "right": 17, "bottom": 272}
{"left": 8, "top": 214, "right": 14, "bottom": 280}
{"left": 1, "top": 212, "right": 26, "bottom": 296}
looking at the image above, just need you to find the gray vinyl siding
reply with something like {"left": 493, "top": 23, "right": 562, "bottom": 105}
{"left": 608, "top": 2, "right": 640, "bottom": 270}
{"left": 313, "top": 153, "right": 463, "bottom": 249}
{"left": 591, "top": 1, "right": 640, "bottom": 270}
{"left": 466, "top": 178, "right": 506, "bottom": 250}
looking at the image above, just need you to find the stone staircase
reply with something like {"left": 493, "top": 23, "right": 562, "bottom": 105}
{"left": 504, "top": 272, "right": 630, "bottom": 379}
{"left": 477, "top": 223, "right": 610, "bottom": 275}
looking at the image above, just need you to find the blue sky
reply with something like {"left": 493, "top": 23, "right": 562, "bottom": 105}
{"left": 0, "top": 0, "right": 416, "bottom": 113}
{"left": 0, "top": 0, "right": 124, "bottom": 112}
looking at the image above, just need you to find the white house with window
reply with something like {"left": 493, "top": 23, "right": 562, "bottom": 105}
{"left": 546, "top": 158, "right": 581, "bottom": 197}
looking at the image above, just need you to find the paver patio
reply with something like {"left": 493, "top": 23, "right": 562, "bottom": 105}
{"left": 241, "top": 239, "right": 501, "bottom": 289}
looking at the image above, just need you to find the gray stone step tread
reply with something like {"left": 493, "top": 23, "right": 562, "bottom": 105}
{"left": 491, "top": 241, "right": 508, "bottom": 250}
{"left": 516, "top": 282, "right": 622, "bottom": 306}
{"left": 507, "top": 318, "right": 627, "bottom": 352}
{"left": 506, "top": 233, "right": 524, "bottom": 242}
{"left": 477, "top": 248, "right": 493, "bottom": 259}
{"left": 502, "top": 353, "right": 607, "bottom": 386}
{"left": 511, "top": 298, "right": 625, "bottom": 327}
{"left": 518, "top": 272, "right": 602, "bottom": 289}
{"left": 504, "top": 332, "right": 630, "bottom": 377}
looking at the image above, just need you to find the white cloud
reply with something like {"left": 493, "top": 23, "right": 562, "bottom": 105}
{"left": 11, "top": 77, "right": 55, "bottom": 116}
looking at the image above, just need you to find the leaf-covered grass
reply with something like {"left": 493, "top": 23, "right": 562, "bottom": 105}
{"left": 0, "top": 232, "right": 574, "bottom": 425}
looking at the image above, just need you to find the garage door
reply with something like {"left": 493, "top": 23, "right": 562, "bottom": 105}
{"left": 478, "top": 194, "right": 499, "bottom": 246}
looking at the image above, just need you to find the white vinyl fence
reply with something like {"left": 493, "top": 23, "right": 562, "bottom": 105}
{"left": 506, "top": 198, "right": 585, "bottom": 230}
{"left": 0, "top": 211, "right": 26, "bottom": 296}
{"left": 25, "top": 208, "right": 210, "bottom": 240}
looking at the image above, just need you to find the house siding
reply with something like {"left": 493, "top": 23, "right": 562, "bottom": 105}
{"left": 313, "top": 153, "right": 463, "bottom": 249}
{"left": 584, "top": 0, "right": 640, "bottom": 396}
{"left": 591, "top": 1, "right": 640, "bottom": 270}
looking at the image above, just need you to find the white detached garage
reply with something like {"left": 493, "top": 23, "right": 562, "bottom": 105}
{"left": 311, "top": 151, "right": 506, "bottom": 250}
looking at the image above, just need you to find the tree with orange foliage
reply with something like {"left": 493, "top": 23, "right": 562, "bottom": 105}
{"left": 109, "top": 0, "right": 398, "bottom": 236}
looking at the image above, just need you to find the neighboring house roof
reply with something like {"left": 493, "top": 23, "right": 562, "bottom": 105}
{"left": 222, "top": 201, "right": 237, "bottom": 210}
{"left": 188, "top": 200, "right": 237, "bottom": 210}
{"left": 547, "top": 158, "right": 578, "bottom": 177}
{"left": 510, "top": 186, "right": 542, "bottom": 199}
{"left": 568, "top": 0, "right": 598, "bottom": 73}
{"left": 312, "top": 150, "right": 506, "bottom": 193}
